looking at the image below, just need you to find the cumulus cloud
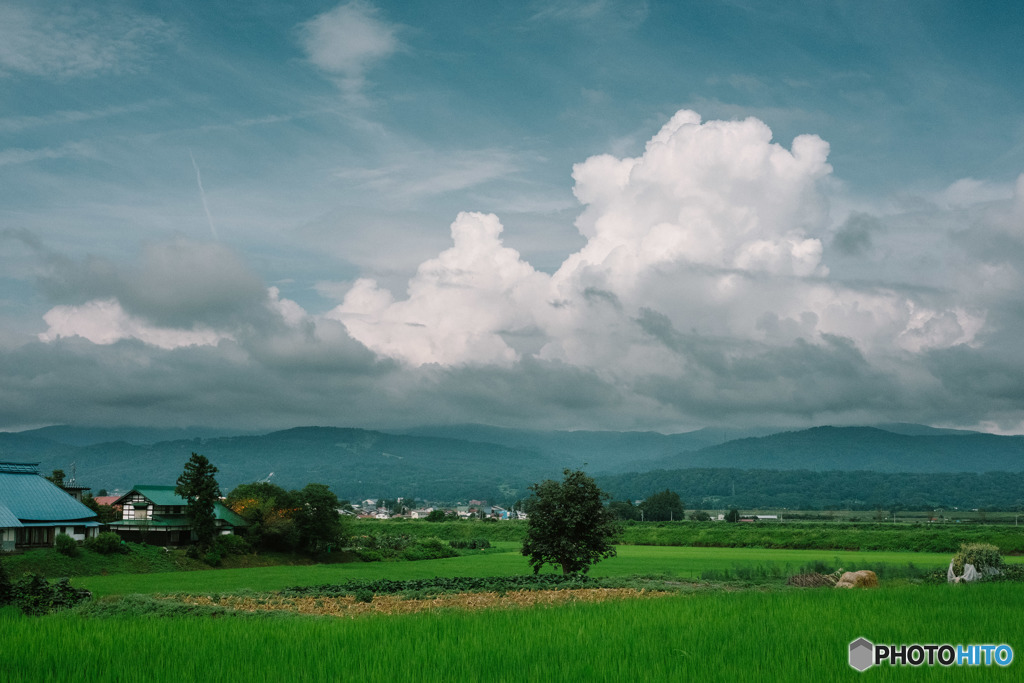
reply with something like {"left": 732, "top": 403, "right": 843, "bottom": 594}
{"left": 17, "top": 111, "right": 1024, "bottom": 432}
{"left": 333, "top": 111, "right": 978, "bottom": 378}
{"left": 298, "top": 1, "right": 399, "bottom": 94}
{"left": 329, "top": 212, "right": 550, "bottom": 366}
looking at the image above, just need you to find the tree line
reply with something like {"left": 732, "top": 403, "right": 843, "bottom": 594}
{"left": 596, "top": 468, "right": 1024, "bottom": 511}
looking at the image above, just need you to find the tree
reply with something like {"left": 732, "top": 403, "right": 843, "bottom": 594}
{"left": 521, "top": 469, "right": 620, "bottom": 575}
{"left": 46, "top": 469, "right": 66, "bottom": 486}
{"left": 293, "top": 483, "right": 348, "bottom": 554}
{"left": 608, "top": 499, "right": 642, "bottom": 521}
{"left": 725, "top": 508, "right": 740, "bottom": 523}
{"left": 425, "top": 509, "right": 447, "bottom": 522}
{"left": 175, "top": 453, "right": 221, "bottom": 551}
{"left": 639, "top": 489, "right": 685, "bottom": 522}
{"left": 226, "top": 482, "right": 299, "bottom": 551}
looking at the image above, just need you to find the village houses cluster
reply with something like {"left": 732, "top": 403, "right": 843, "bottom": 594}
{"left": 1, "top": 461, "right": 526, "bottom": 552}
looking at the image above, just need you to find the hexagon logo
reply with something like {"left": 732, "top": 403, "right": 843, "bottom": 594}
{"left": 849, "top": 638, "right": 874, "bottom": 671}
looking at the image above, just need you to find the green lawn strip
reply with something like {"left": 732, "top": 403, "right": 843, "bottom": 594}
{"left": 71, "top": 544, "right": 1016, "bottom": 597}
{"left": 5, "top": 583, "right": 1022, "bottom": 682}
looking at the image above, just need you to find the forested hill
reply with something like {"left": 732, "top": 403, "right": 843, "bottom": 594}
{"left": 651, "top": 426, "right": 1024, "bottom": 473}
{"left": 3, "top": 423, "right": 1024, "bottom": 505}
{"left": 0, "top": 426, "right": 561, "bottom": 502}
{"left": 595, "top": 468, "right": 1024, "bottom": 511}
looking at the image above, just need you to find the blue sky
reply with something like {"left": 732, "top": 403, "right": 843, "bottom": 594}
{"left": 2, "top": 1, "right": 1024, "bottom": 434}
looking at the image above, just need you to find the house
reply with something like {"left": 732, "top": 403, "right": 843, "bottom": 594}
{"left": 0, "top": 462, "right": 100, "bottom": 551}
{"left": 106, "top": 485, "right": 248, "bottom": 546}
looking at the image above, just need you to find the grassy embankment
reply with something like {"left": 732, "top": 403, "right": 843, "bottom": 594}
{"left": 359, "top": 518, "right": 1024, "bottom": 553}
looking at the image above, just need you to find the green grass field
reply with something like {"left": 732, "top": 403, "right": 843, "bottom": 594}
{"left": 5, "top": 582, "right": 1022, "bottom": 682}
{"left": 6, "top": 540, "right": 1023, "bottom": 681}
{"left": 69, "top": 542, "right": 1024, "bottom": 597}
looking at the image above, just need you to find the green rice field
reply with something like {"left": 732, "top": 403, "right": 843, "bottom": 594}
{"left": 71, "top": 542, "right": 1024, "bottom": 597}
{"left": 5, "top": 543, "right": 1023, "bottom": 681}
{"left": 4, "top": 583, "right": 1022, "bottom": 682}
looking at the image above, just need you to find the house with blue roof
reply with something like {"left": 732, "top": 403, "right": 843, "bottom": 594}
{"left": 107, "top": 485, "right": 248, "bottom": 546}
{"left": 0, "top": 462, "right": 100, "bottom": 552}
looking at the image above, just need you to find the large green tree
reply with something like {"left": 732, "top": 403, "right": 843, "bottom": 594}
{"left": 639, "top": 489, "right": 685, "bottom": 522}
{"left": 294, "top": 483, "right": 348, "bottom": 554}
{"left": 175, "top": 453, "right": 221, "bottom": 551}
{"left": 521, "top": 469, "right": 620, "bottom": 575}
{"left": 225, "top": 482, "right": 300, "bottom": 551}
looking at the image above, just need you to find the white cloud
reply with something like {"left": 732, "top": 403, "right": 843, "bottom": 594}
{"left": 329, "top": 110, "right": 985, "bottom": 377}
{"left": 298, "top": 1, "right": 399, "bottom": 93}
{"left": 39, "top": 299, "right": 229, "bottom": 349}
{"left": 329, "top": 212, "right": 550, "bottom": 366}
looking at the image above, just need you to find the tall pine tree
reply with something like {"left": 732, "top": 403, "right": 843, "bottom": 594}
{"left": 175, "top": 453, "right": 221, "bottom": 551}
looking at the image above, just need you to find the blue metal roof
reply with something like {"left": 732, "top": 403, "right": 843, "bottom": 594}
{"left": 0, "top": 464, "right": 97, "bottom": 523}
{"left": 0, "top": 502, "right": 23, "bottom": 528}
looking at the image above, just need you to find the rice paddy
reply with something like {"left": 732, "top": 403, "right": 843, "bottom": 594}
{"left": 6, "top": 541, "right": 1024, "bottom": 681}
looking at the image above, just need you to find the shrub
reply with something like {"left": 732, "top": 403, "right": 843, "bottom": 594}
{"left": 449, "top": 538, "right": 491, "bottom": 550}
{"left": 213, "top": 534, "right": 251, "bottom": 556}
{"left": 952, "top": 543, "right": 1004, "bottom": 575}
{"left": 203, "top": 548, "right": 223, "bottom": 567}
{"left": 54, "top": 533, "right": 79, "bottom": 557}
{"left": 84, "top": 532, "right": 128, "bottom": 555}
{"left": 402, "top": 538, "right": 458, "bottom": 561}
{"left": 354, "top": 589, "right": 374, "bottom": 603}
{"left": 12, "top": 573, "right": 91, "bottom": 616}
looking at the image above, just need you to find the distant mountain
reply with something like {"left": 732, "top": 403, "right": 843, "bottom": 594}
{"left": 21, "top": 425, "right": 256, "bottom": 447}
{"left": 3, "top": 423, "right": 1023, "bottom": 505}
{"left": 396, "top": 424, "right": 779, "bottom": 473}
{"left": 1, "top": 426, "right": 564, "bottom": 503}
{"left": 648, "top": 426, "right": 1024, "bottom": 473}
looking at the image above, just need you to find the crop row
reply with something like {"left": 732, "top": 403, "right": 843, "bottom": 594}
{"left": 282, "top": 574, "right": 601, "bottom": 597}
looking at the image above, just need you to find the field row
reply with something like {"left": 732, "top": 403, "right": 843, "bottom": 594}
{"left": 69, "top": 543, "right": 1024, "bottom": 597}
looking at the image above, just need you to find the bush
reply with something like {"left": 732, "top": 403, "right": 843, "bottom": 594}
{"left": 448, "top": 538, "right": 491, "bottom": 550}
{"left": 203, "top": 548, "right": 223, "bottom": 567}
{"left": 952, "top": 543, "right": 1004, "bottom": 575}
{"left": 12, "top": 573, "right": 91, "bottom": 616}
{"left": 54, "top": 533, "right": 79, "bottom": 558}
{"left": 213, "top": 534, "right": 251, "bottom": 556}
{"left": 401, "top": 538, "right": 458, "bottom": 561}
{"left": 84, "top": 532, "right": 128, "bottom": 555}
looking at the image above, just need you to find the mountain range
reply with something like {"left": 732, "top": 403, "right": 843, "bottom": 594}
{"left": 1, "top": 423, "right": 1022, "bottom": 505}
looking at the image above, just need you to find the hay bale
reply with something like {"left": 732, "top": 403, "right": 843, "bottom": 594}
{"left": 834, "top": 570, "right": 878, "bottom": 589}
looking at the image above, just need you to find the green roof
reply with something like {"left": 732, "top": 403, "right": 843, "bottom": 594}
{"left": 115, "top": 485, "right": 247, "bottom": 527}
{"left": 123, "top": 485, "right": 187, "bottom": 507}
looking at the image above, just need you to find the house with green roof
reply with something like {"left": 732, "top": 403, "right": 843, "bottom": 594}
{"left": 107, "top": 485, "right": 248, "bottom": 546}
{"left": 0, "top": 462, "right": 101, "bottom": 552}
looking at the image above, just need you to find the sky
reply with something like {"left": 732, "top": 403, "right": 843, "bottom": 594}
{"left": 2, "top": 0, "right": 1024, "bottom": 434}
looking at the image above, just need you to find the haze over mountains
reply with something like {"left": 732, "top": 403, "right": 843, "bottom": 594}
{"left": 2, "top": 423, "right": 1023, "bottom": 508}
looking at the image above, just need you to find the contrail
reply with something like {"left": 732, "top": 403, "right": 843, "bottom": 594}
{"left": 189, "top": 149, "right": 219, "bottom": 241}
